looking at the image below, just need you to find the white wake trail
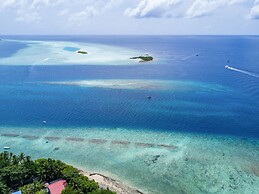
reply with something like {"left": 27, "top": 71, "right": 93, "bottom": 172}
{"left": 182, "top": 54, "right": 198, "bottom": 60}
{"left": 225, "top": 65, "right": 259, "bottom": 78}
{"left": 33, "top": 58, "right": 49, "bottom": 65}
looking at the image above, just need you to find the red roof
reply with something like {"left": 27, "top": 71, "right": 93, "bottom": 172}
{"left": 48, "top": 180, "right": 67, "bottom": 194}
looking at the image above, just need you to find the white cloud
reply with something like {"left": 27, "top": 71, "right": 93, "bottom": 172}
{"left": 58, "top": 9, "right": 69, "bottom": 16}
{"left": 0, "top": 0, "right": 16, "bottom": 11}
{"left": 249, "top": 0, "right": 259, "bottom": 19}
{"left": 0, "top": 0, "right": 119, "bottom": 24}
{"left": 186, "top": 0, "right": 249, "bottom": 18}
{"left": 68, "top": 7, "right": 98, "bottom": 26}
{"left": 0, "top": 0, "right": 58, "bottom": 23}
{"left": 0, "top": 0, "right": 257, "bottom": 29}
{"left": 0, "top": 0, "right": 62, "bottom": 10}
{"left": 30, "top": 0, "right": 50, "bottom": 9}
{"left": 228, "top": 0, "right": 247, "bottom": 5}
{"left": 186, "top": 0, "right": 223, "bottom": 18}
{"left": 102, "top": 0, "right": 121, "bottom": 10}
{"left": 125, "top": 0, "right": 182, "bottom": 18}
{"left": 124, "top": 0, "right": 251, "bottom": 19}
{"left": 15, "top": 11, "right": 41, "bottom": 23}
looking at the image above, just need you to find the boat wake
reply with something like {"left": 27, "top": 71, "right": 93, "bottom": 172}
{"left": 225, "top": 65, "right": 259, "bottom": 78}
{"left": 33, "top": 57, "right": 49, "bottom": 65}
{"left": 182, "top": 54, "right": 199, "bottom": 60}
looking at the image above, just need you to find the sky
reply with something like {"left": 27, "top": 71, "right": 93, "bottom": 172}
{"left": 0, "top": 0, "right": 259, "bottom": 35}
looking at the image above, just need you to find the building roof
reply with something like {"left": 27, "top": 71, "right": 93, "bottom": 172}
{"left": 48, "top": 179, "right": 67, "bottom": 194}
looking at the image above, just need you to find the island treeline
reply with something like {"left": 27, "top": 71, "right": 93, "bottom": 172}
{"left": 0, "top": 152, "right": 115, "bottom": 194}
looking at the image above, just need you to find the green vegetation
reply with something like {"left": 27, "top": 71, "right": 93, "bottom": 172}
{"left": 77, "top": 50, "right": 88, "bottom": 54}
{"left": 20, "top": 182, "right": 47, "bottom": 194}
{"left": 0, "top": 181, "right": 11, "bottom": 193}
{"left": 130, "top": 54, "right": 153, "bottom": 62}
{"left": 0, "top": 152, "right": 115, "bottom": 194}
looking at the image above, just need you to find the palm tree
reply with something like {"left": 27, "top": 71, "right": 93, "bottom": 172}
{"left": 19, "top": 153, "right": 26, "bottom": 162}
{"left": 12, "top": 155, "right": 19, "bottom": 165}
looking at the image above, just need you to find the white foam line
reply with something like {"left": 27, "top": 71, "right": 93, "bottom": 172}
{"left": 33, "top": 58, "right": 49, "bottom": 65}
{"left": 225, "top": 65, "right": 259, "bottom": 78}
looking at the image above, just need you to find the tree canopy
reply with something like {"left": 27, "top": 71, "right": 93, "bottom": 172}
{"left": 0, "top": 152, "right": 115, "bottom": 194}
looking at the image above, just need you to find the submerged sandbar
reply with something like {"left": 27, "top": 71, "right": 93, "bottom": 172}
{"left": 45, "top": 79, "right": 228, "bottom": 92}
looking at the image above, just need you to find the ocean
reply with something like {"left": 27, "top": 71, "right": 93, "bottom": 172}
{"left": 0, "top": 36, "right": 259, "bottom": 194}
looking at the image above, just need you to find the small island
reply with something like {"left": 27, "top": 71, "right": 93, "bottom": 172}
{"left": 130, "top": 54, "right": 153, "bottom": 62}
{"left": 77, "top": 50, "right": 88, "bottom": 54}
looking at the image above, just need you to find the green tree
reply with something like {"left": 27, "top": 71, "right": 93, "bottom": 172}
{"left": 36, "top": 189, "right": 48, "bottom": 194}
{"left": 61, "top": 165, "right": 80, "bottom": 181}
{"left": 0, "top": 181, "right": 11, "bottom": 194}
{"left": 61, "top": 185, "right": 83, "bottom": 194}
{"left": 0, "top": 152, "right": 37, "bottom": 189}
{"left": 0, "top": 152, "right": 12, "bottom": 168}
{"left": 36, "top": 158, "right": 66, "bottom": 182}
{"left": 0, "top": 152, "right": 116, "bottom": 194}
{"left": 68, "top": 176, "right": 98, "bottom": 193}
{"left": 90, "top": 188, "right": 116, "bottom": 194}
{"left": 19, "top": 181, "right": 46, "bottom": 194}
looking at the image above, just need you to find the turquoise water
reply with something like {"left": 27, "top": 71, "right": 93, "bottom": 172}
{"left": 1, "top": 127, "right": 258, "bottom": 194}
{"left": 63, "top": 47, "right": 80, "bottom": 52}
{"left": 0, "top": 36, "right": 259, "bottom": 194}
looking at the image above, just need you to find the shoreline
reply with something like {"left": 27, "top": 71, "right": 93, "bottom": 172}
{"left": 80, "top": 169, "right": 144, "bottom": 194}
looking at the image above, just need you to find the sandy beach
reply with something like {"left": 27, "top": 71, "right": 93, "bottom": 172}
{"left": 82, "top": 170, "right": 144, "bottom": 194}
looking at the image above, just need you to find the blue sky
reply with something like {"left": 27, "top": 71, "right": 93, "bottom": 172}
{"left": 0, "top": 0, "right": 259, "bottom": 35}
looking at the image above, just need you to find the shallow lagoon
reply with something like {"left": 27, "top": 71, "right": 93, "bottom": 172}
{"left": 0, "top": 39, "right": 140, "bottom": 65}
{"left": 1, "top": 126, "right": 259, "bottom": 194}
{"left": 63, "top": 46, "right": 80, "bottom": 52}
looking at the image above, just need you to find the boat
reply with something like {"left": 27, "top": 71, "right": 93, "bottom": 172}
{"left": 4, "top": 147, "right": 10, "bottom": 150}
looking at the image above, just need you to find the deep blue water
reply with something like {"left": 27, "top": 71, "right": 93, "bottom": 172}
{"left": 0, "top": 39, "right": 27, "bottom": 58}
{"left": 0, "top": 36, "right": 259, "bottom": 138}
